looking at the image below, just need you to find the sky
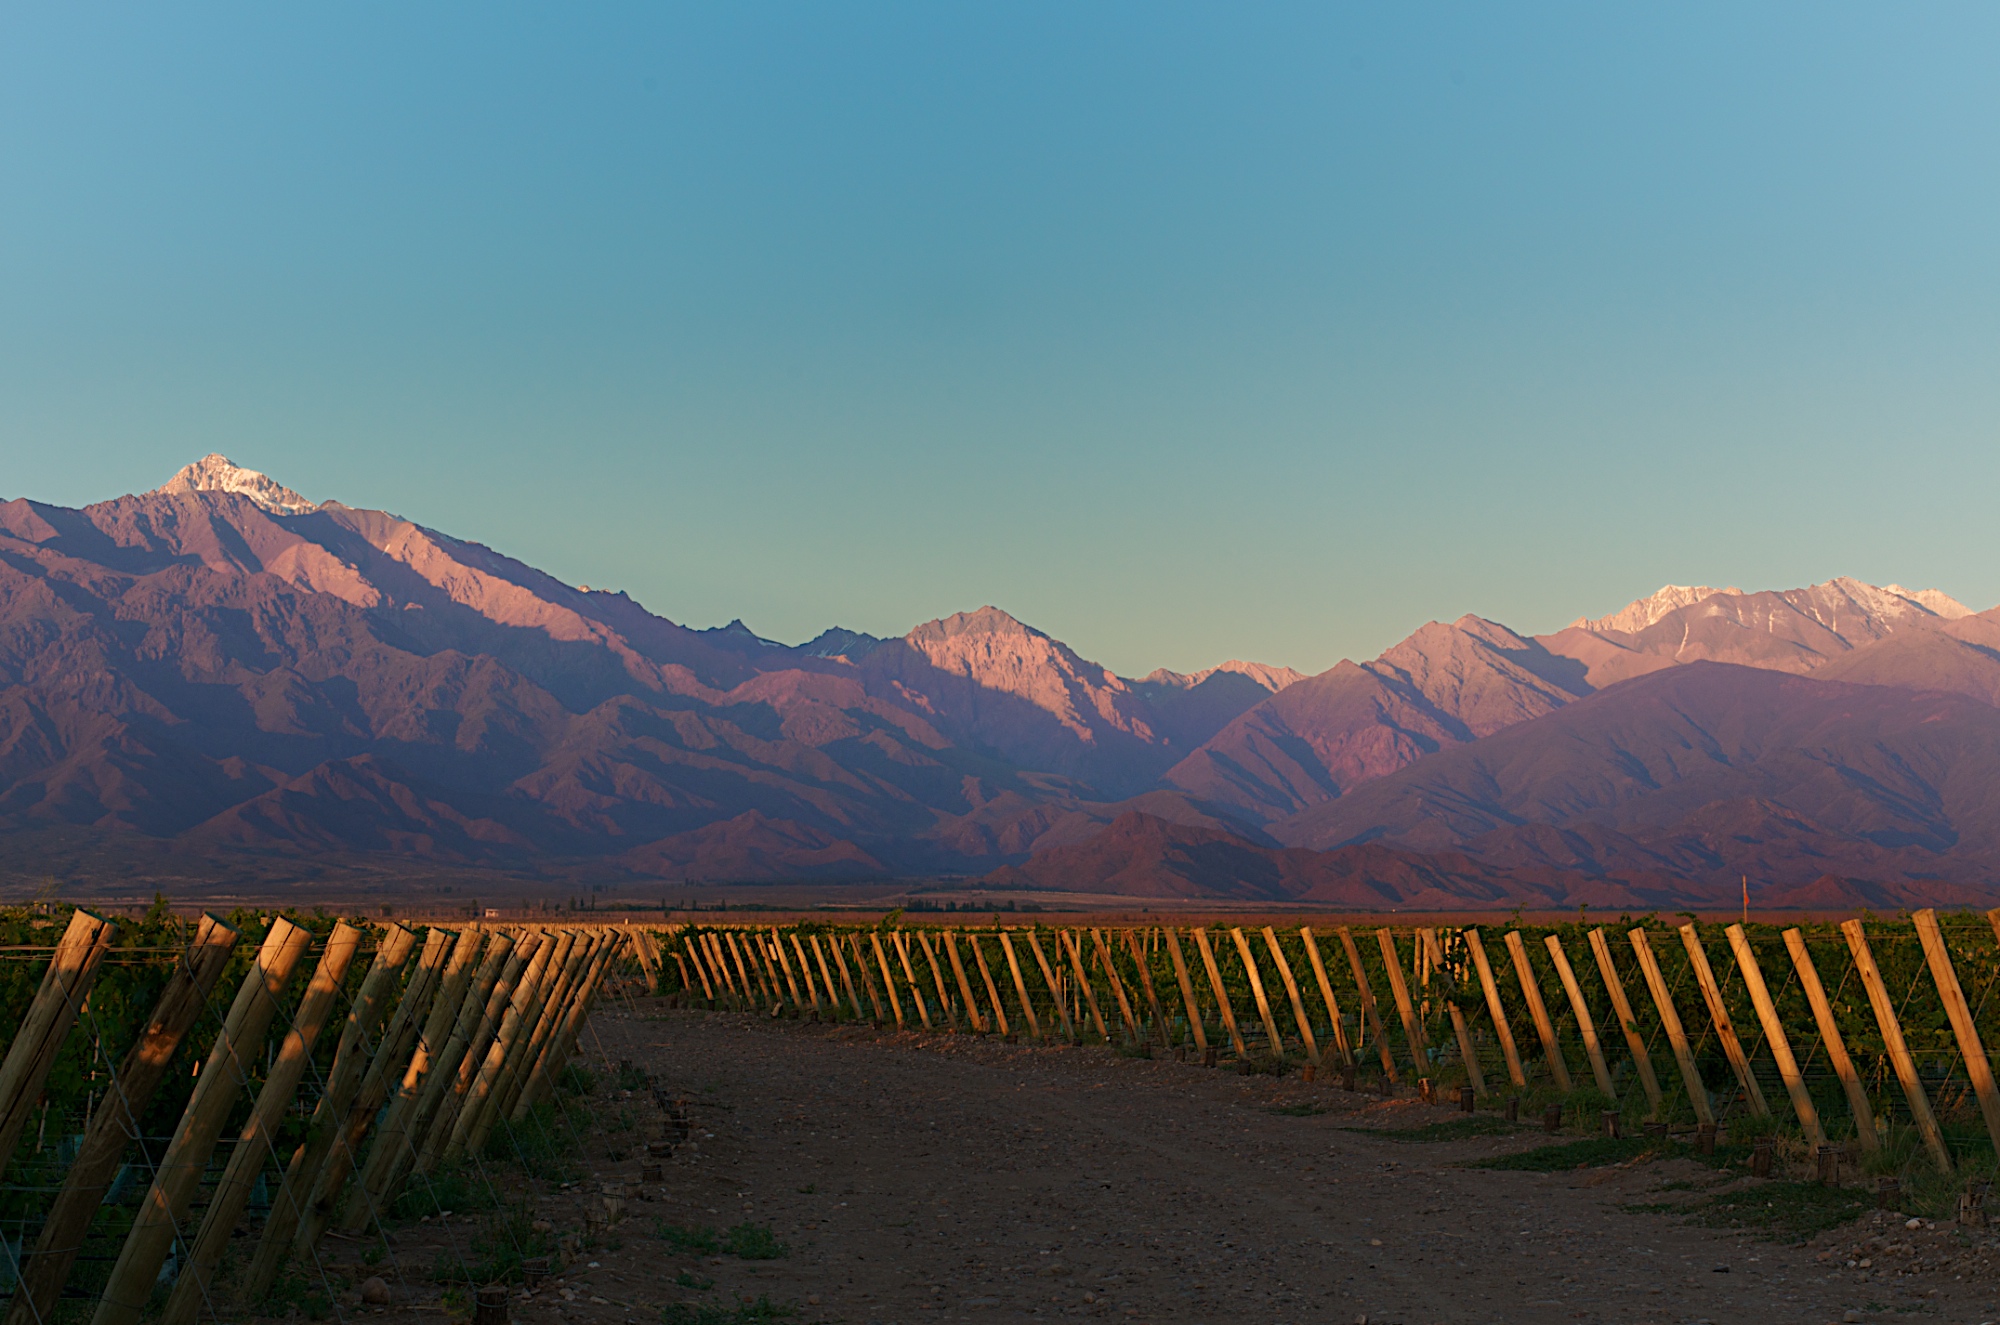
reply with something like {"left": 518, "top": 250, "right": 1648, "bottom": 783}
{"left": 5, "top": 5, "right": 2000, "bottom": 678}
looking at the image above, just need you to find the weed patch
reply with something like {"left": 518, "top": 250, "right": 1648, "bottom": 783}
{"left": 660, "top": 1298, "right": 793, "bottom": 1325}
{"left": 654, "top": 1222, "right": 722, "bottom": 1256}
{"left": 652, "top": 1222, "right": 787, "bottom": 1261}
{"left": 1473, "top": 1137, "right": 1659, "bottom": 1171}
{"left": 1356, "top": 1117, "right": 1520, "bottom": 1144}
{"left": 1685, "top": 1184, "right": 1871, "bottom": 1241}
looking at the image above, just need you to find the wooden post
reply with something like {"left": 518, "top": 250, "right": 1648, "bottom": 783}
{"left": 1092, "top": 930, "right": 1139, "bottom": 1043}
{"left": 1061, "top": 931, "right": 1109, "bottom": 1041}
{"left": 1298, "top": 928, "right": 1352, "bottom": 1067}
{"left": 384, "top": 931, "right": 516, "bottom": 1199}
{"left": 1724, "top": 924, "right": 1825, "bottom": 1148}
{"left": 92, "top": 916, "right": 315, "bottom": 1325}
{"left": 1023, "top": 932, "right": 1077, "bottom": 1042}
{"left": 869, "top": 932, "right": 907, "bottom": 1026}
{"left": 915, "top": 932, "right": 958, "bottom": 1029}
{"left": 495, "top": 934, "right": 589, "bottom": 1125}
{"left": 1543, "top": 935, "right": 1615, "bottom": 1098}
{"left": 510, "top": 937, "right": 608, "bottom": 1118}
{"left": 966, "top": 933, "right": 1011, "bottom": 1036}
{"left": 1122, "top": 930, "right": 1169, "bottom": 1046}
{"left": 1419, "top": 930, "right": 1483, "bottom": 1095}
{"left": 1161, "top": 929, "right": 1208, "bottom": 1054}
{"left": 1587, "top": 928, "right": 1664, "bottom": 1118}
{"left": 161, "top": 922, "right": 366, "bottom": 1325}
{"left": 1338, "top": 928, "right": 1398, "bottom": 1082}
{"left": 891, "top": 933, "right": 935, "bottom": 1029}
{"left": 420, "top": 934, "right": 539, "bottom": 1174}
{"left": 1376, "top": 928, "right": 1429, "bottom": 1077}
{"left": 345, "top": 927, "right": 489, "bottom": 1229}
{"left": 771, "top": 928, "right": 806, "bottom": 1009}
{"left": 810, "top": 935, "right": 850, "bottom": 1018}
{"left": 1258, "top": 928, "right": 1320, "bottom": 1066}
{"left": 522, "top": 939, "right": 614, "bottom": 1109}
{"left": 1842, "top": 918, "right": 1951, "bottom": 1172}
{"left": 681, "top": 931, "right": 716, "bottom": 1001}
{"left": 1677, "top": 923, "right": 1769, "bottom": 1118}
{"left": 1502, "top": 931, "right": 1573, "bottom": 1092}
{"left": 447, "top": 934, "right": 559, "bottom": 1162}
{"left": 1782, "top": 927, "right": 1876, "bottom": 1152}
{"left": 943, "top": 932, "right": 988, "bottom": 1032}
{"left": 1191, "top": 929, "right": 1249, "bottom": 1060}
{"left": 1627, "top": 928, "right": 1714, "bottom": 1126}
{"left": 1228, "top": 928, "right": 1283, "bottom": 1060}
{"left": 3, "top": 915, "right": 239, "bottom": 1325}
{"left": 788, "top": 933, "right": 824, "bottom": 1013}
{"left": 840, "top": 934, "right": 882, "bottom": 1020}
{"left": 997, "top": 933, "right": 1044, "bottom": 1040}
{"left": 629, "top": 925, "right": 661, "bottom": 995}
{"left": 1914, "top": 909, "right": 2000, "bottom": 1157}
{"left": 246, "top": 924, "right": 436, "bottom": 1298}
{"left": 1461, "top": 928, "right": 1526, "bottom": 1089}
{"left": 725, "top": 931, "right": 766, "bottom": 1006}
{"left": 471, "top": 928, "right": 573, "bottom": 1150}
{"left": 0, "top": 908, "right": 116, "bottom": 1187}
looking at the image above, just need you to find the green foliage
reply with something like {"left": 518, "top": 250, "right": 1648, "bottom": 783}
{"left": 1359, "top": 1116, "right": 1521, "bottom": 1143}
{"left": 650, "top": 1221, "right": 785, "bottom": 1261}
{"left": 723, "top": 1223, "right": 787, "bottom": 1260}
{"left": 391, "top": 1162, "right": 499, "bottom": 1222}
{"left": 432, "top": 1205, "right": 557, "bottom": 1285}
{"left": 1627, "top": 1182, "right": 1871, "bottom": 1241}
{"left": 654, "top": 1222, "right": 722, "bottom": 1256}
{"left": 559, "top": 1063, "right": 598, "bottom": 1096}
{"left": 616, "top": 1061, "right": 651, "bottom": 1091}
{"left": 675, "top": 1271, "right": 715, "bottom": 1290}
{"left": 1474, "top": 1136, "right": 1661, "bottom": 1171}
{"left": 483, "top": 1099, "right": 583, "bottom": 1182}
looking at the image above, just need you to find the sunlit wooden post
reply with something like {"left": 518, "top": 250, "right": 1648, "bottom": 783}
{"left": 161, "top": 922, "right": 366, "bottom": 1325}
{"left": 1338, "top": 928, "right": 1398, "bottom": 1082}
{"left": 0, "top": 909, "right": 116, "bottom": 1188}
{"left": 92, "top": 916, "right": 315, "bottom": 1325}
{"left": 1627, "top": 928, "right": 1714, "bottom": 1126}
{"left": 1587, "top": 928, "right": 1663, "bottom": 1117}
{"left": 1377, "top": 929, "right": 1429, "bottom": 1078}
{"left": 1461, "top": 928, "right": 1525, "bottom": 1089}
{"left": 3, "top": 915, "right": 239, "bottom": 1325}
{"left": 997, "top": 932, "right": 1044, "bottom": 1040}
{"left": 1543, "top": 934, "right": 1615, "bottom": 1098}
{"left": 1724, "top": 923, "right": 1823, "bottom": 1147}
{"left": 1298, "top": 928, "right": 1352, "bottom": 1067}
{"left": 1228, "top": 928, "right": 1283, "bottom": 1060}
{"left": 1191, "top": 929, "right": 1248, "bottom": 1060}
{"left": 1843, "top": 918, "right": 1951, "bottom": 1172}
{"left": 1060, "top": 931, "right": 1109, "bottom": 1041}
{"left": 1161, "top": 929, "right": 1208, "bottom": 1054}
{"left": 1502, "top": 930, "right": 1572, "bottom": 1093}
{"left": 1677, "top": 923, "right": 1768, "bottom": 1117}
{"left": 1781, "top": 927, "right": 1875, "bottom": 1152}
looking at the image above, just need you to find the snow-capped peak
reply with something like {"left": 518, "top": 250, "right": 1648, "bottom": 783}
{"left": 1572, "top": 585, "right": 1743, "bottom": 634}
{"left": 151, "top": 454, "right": 317, "bottom": 515}
{"left": 1884, "top": 583, "right": 1974, "bottom": 619}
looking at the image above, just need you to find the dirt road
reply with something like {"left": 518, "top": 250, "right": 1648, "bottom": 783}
{"left": 315, "top": 1005, "right": 2000, "bottom": 1325}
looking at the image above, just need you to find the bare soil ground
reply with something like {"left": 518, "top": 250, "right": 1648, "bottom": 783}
{"left": 293, "top": 1002, "right": 2000, "bottom": 1325}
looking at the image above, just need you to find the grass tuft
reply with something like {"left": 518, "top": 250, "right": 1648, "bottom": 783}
{"left": 1473, "top": 1136, "right": 1659, "bottom": 1171}
{"left": 660, "top": 1296, "right": 794, "bottom": 1324}
{"left": 1355, "top": 1116, "right": 1521, "bottom": 1144}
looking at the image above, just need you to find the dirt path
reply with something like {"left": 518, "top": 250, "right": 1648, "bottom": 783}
{"left": 311, "top": 1004, "right": 2000, "bottom": 1325}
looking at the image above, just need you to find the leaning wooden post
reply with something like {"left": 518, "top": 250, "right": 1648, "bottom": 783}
{"left": 827, "top": 934, "right": 869, "bottom": 1019}
{"left": 1338, "top": 928, "right": 1398, "bottom": 1082}
{"left": 161, "top": 922, "right": 367, "bottom": 1325}
{"left": 1627, "top": 928, "right": 1714, "bottom": 1126}
{"left": 788, "top": 933, "right": 825, "bottom": 1015}
{"left": 1258, "top": 928, "right": 1320, "bottom": 1066}
{"left": 3, "top": 916, "right": 239, "bottom": 1325}
{"left": 468, "top": 929, "right": 573, "bottom": 1148}
{"left": 1724, "top": 924, "right": 1824, "bottom": 1148}
{"left": 1227, "top": 929, "right": 1283, "bottom": 1059}
{"left": 1297, "top": 928, "right": 1352, "bottom": 1067}
{"left": 1461, "top": 928, "right": 1526, "bottom": 1089}
{"left": 1376, "top": 929, "right": 1429, "bottom": 1077}
{"left": 629, "top": 926, "right": 661, "bottom": 995}
{"left": 0, "top": 908, "right": 116, "bottom": 1188}
{"left": 1502, "top": 930, "right": 1573, "bottom": 1092}
{"left": 1060, "top": 931, "right": 1109, "bottom": 1041}
{"left": 1191, "top": 929, "right": 1249, "bottom": 1060}
{"left": 966, "top": 933, "right": 1011, "bottom": 1035}
{"left": 506, "top": 938, "right": 605, "bottom": 1121}
{"left": 889, "top": 933, "right": 934, "bottom": 1028}
{"left": 1161, "top": 929, "right": 1209, "bottom": 1054}
{"left": 1091, "top": 931, "right": 1140, "bottom": 1043}
{"left": 1843, "top": 918, "right": 1952, "bottom": 1172}
{"left": 448, "top": 934, "right": 558, "bottom": 1162}
{"left": 1914, "top": 909, "right": 2000, "bottom": 1158}
{"left": 942, "top": 932, "right": 988, "bottom": 1032}
{"left": 810, "top": 935, "right": 851, "bottom": 1018}
{"left": 1022, "top": 932, "right": 1077, "bottom": 1042}
{"left": 496, "top": 934, "right": 591, "bottom": 1124}
{"left": 381, "top": 932, "right": 516, "bottom": 1200}
{"left": 997, "top": 933, "right": 1045, "bottom": 1040}
{"left": 770, "top": 929, "right": 806, "bottom": 1010}
{"left": 344, "top": 927, "right": 488, "bottom": 1230}
{"left": 522, "top": 939, "right": 614, "bottom": 1106}
{"left": 1782, "top": 927, "right": 1876, "bottom": 1152}
{"left": 1677, "top": 923, "right": 1769, "bottom": 1118}
{"left": 91, "top": 916, "right": 315, "bottom": 1325}
{"left": 1587, "top": 928, "right": 1663, "bottom": 1118}
{"left": 868, "top": 932, "right": 907, "bottom": 1027}
{"left": 1543, "top": 935, "right": 1615, "bottom": 1098}
{"left": 1419, "top": 930, "right": 1483, "bottom": 1094}
{"left": 245, "top": 925, "right": 436, "bottom": 1299}
{"left": 682, "top": 932, "right": 717, "bottom": 1002}
{"left": 423, "top": 935, "right": 541, "bottom": 1172}
{"left": 915, "top": 931, "right": 959, "bottom": 1030}
{"left": 1120, "top": 930, "right": 1169, "bottom": 1046}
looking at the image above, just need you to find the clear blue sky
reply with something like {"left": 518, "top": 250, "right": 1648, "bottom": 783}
{"left": 5, "top": 5, "right": 2000, "bottom": 677}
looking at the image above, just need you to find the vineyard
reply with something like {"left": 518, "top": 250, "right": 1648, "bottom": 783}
{"left": 0, "top": 906, "right": 630, "bottom": 1325}
{"left": 651, "top": 910, "right": 2000, "bottom": 1214}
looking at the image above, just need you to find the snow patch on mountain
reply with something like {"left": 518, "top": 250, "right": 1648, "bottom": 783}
{"left": 152, "top": 455, "right": 318, "bottom": 515}
{"left": 1572, "top": 585, "right": 1743, "bottom": 634}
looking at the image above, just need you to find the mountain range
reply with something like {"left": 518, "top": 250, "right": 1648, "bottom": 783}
{"left": 5, "top": 454, "right": 1999, "bottom": 908}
